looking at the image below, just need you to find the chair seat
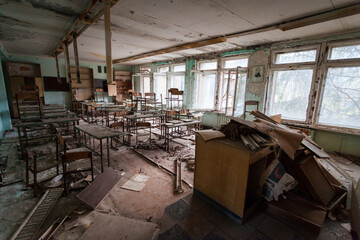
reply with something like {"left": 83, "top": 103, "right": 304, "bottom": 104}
{"left": 61, "top": 147, "right": 89, "bottom": 154}
{"left": 28, "top": 156, "right": 59, "bottom": 172}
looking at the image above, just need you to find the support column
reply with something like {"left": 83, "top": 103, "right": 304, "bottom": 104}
{"left": 55, "top": 54, "right": 61, "bottom": 83}
{"left": 73, "top": 32, "right": 81, "bottom": 83}
{"left": 63, "top": 42, "right": 72, "bottom": 83}
{"left": 104, "top": 0, "right": 112, "bottom": 84}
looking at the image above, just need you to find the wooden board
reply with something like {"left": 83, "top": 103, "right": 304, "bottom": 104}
{"left": 78, "top": 213, "right": 157, "bottom": 240}
{"left": 298, "top": 157, "right": 336, "bottom": 206}
{"left": 77, "top": 167, "right": 122, "bottom": 209}
{"left": 266, "top": 192, "right": 327, "bottom": 231}
{"left": 301, "top": 139, "right": 330, "bottom": 158}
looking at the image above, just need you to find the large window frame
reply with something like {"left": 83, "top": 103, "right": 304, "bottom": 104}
{"left": 190, "top": 60, "right": 218, "bottom": 111}
{"left": 218, "top": 55, "right": 249, "bottom": 116}
{"left": 266, "top": 45, "right": 320, "bottom": 124}
{"left": 313, "top": 40, "right": 360, "bottom": 131}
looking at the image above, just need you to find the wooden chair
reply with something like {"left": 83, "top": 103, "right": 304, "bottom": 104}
{"left": 61, "top": 151, "right": 94, "bottom": 196}
{"left": 16, "top": 91, "right": 42, "bottom": 120}
{"left": 135, "top": 122, "right": 152, "bottom": 148}
{"left": 25, "top": 137, "right": 60, "bottom": 197}
{"left": 243, "top": 101, "right": 259, "bottom": 119}
{"left": 110, "top": 121, "right": 126, "bottom": 147}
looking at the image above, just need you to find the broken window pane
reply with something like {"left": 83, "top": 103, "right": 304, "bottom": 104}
{"left": 199, "top": 61, "right": 217, "bottom": 70}
{"left": 275, "top": 50, "right": 317, "bottom": 64}
{"left": 224, "top": 58, "right": 248, "bottom": 68}
{"left": 329, "top": 44, "right": 360, "bottom": 60}
{"left": 173, "top": 64, "right": 186, "bottom": 72}
{"left": 318, "top": 67, "right": 360, "bottom": 128}
{"left": 191, "top": 73, "right": 216, "bottom": 109}
{"left": 268, "top": 69, "right": 313, "bottom": 121}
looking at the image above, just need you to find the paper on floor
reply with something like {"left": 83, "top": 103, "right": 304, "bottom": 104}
{"left": 121, "top": 174, "right": 150, "bottom": 192}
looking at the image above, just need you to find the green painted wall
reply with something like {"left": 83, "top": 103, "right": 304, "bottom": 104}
{"left": 0, "top": 58, "right": 12, "bottom": 135}
{"left": 3, "top": 54, "right": 133, "bottom": 111}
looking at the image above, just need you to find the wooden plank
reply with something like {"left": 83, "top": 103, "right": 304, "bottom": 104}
{"left": 279, "top": 4, "right": 360, "bottom": 31}
{"left": 55, "top": 54, "right": 61, "bottom": 83}
{"left": 301, "top": 139, "right": 330, "bottom": 158}
{"left": 77, "top": 167, "right": 122, "bottom": 209}
{"left": 63, "top": 43, "right": 71, "bottom": 83}
{"left": 266, "top": 192, "right": 327, "bottom": 231}
{"left": 298, "top": 157, "right": 336, "bottom": 206}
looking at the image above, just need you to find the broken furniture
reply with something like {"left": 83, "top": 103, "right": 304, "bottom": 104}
{"left": 77, "top": 167, "right": 121, "bottom": 209}
{"left": 194, "top": 130, "right": 274, "bottom": 223}
{"left": 144, "top": 92, "right": 163, "bottom": 111}
{"left": 162, "top": 119, "right": 201, "bottom": 151}
{"left": 75, "top": 124, "right": 131, "bottom": 172}
{"left": 61, "top": 150, "right": 94, "bottom": 195}
{"left": 10, "top": 188, "right": 63, "bottom": 240}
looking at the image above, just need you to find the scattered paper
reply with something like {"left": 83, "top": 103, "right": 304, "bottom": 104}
{"left": 121, "top": 174, "right": 150, "bottom": 192}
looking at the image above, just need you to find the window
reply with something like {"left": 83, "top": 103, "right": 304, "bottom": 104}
{"left": 158, "top": 66, "right": 169, "bottom": 73}
{"left": 268, "top": 49, "right": 317, "bottom": 121}
{"left": 220, "top": 57, "right": 249, "bottom": 115}
{"left": 169, "top": 64, "right": 186, "bottom": 91}
{"left": 173, "top": 64, "right": 186, "bottom": 72}
{"left": 153, "top": 72, "right": 167, "bottom": 103}
{"left": 268, "top": 69, "right": 313, "bottom": 121}
{"left": 328, "top": 44, "right": 360, "bottom": 60}
{"left": 275, "top": 50, "right": 317, "bottom": 64}
{"left": 199, "top": 61, "right": 217, "bottom": 70}
{"left": 318, "top": 67, "right": 360, "bottom": 128}
{"left": 224, "top": 58, "right": 248, "bottom": 68}
{"left": 191, "top": 60, "right": 217, "bottom": 110}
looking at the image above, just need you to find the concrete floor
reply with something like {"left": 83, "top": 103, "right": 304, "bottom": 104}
{"left": 0, "top": 123, "right": 357, "bottom": 240}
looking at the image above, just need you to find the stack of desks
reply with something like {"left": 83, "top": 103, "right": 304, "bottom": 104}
{"left": 14, "top": 117, "right": 80, "bottom": 157}
{"left": 75, "top": 125, "right": 131, "bottom": 172}
{"left": 161, "top": 119, "right": 201, "bottom": 151}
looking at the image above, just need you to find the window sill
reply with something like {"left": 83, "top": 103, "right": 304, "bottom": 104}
{"left": 282, "top": 121, "right": 360, "bottom": 136}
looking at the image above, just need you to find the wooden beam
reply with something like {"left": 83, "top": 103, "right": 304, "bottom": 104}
{"left": 73, "top": 32, "right": 81, "bottom": 83}
{"left": 113, "top": 36, "right": 227, "bottom": 64}
{"left": 63, "top": 43, "right": 72, "bottom": 83}
{"left": 55, "top": 54, "right": 61, "bottom": 83}
{"left": 104, "top": 0, "right": 113, "bottom": 84}
{"left": 279, "top": 4, "right": 360, "bottom": 31}
{"left": 50, "top": 0, "right": 119, "bottom": 57}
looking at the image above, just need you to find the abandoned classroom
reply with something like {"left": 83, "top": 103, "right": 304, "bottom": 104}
{"left": 0, "top": 0, "right": 360, "bottom": 239}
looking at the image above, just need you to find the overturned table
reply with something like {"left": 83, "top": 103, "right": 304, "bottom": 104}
{"left": 75, "top": 125, "right": 131, "bottom": 172}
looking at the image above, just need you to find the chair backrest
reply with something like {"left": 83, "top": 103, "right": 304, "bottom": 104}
{"left": 110, "top": 121, "right": 124, "bottom": 129}
{"left": 62, "top": 151, "right": 91, "bottom": 162}
{"left": 21, "top": 85, "right": 38, "bottom": 92}
{"left": 137, "top": 122, "right": 151, "bottom": 127}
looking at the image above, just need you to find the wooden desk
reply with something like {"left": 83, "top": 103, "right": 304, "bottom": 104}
{"left": 194, "top": 134, "right": 274, "bottom": 223}
{"left": 75, "top": 125, "right": 131, "bottom": 172}
{"left": 161, "top": 119, "right": 201, "bottom": 151}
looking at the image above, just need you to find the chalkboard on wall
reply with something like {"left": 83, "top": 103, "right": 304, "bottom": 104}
{"left": 43, "top": 76, "right": 70, "bottom": 91}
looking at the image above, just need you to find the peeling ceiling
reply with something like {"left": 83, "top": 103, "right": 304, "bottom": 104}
{"left": 1, "top": 0, "right": 360, "bottom": 65}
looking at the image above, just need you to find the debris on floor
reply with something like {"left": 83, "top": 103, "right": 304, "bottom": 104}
{"left": 121, "top": 174, "right": 150, "bottom": 192}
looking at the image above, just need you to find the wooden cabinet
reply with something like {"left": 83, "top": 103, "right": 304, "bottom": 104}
{"left": 70, "top": 67, "right": 94, "bottom": 112}
{"left": 113, "top": 70, "right": 132, "bottom": 99}
{"left": 194, "top": 133, "right": 273, "bottom": 222}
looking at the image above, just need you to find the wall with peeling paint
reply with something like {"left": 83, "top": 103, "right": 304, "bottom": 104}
{"left": 0, "top": 57, "right": 12, "bottom": 135}
{"left": 2, "top": 54, "right": 133, "bottom": 112}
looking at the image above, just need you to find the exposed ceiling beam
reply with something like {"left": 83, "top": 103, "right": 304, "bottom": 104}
{"left": 50, "top": 0, "right": 119, "bottom": 56}
{"left": 112, "top": 36, "right": 227, "bottom": 64}
{"left": 278, "top": 3, "right": 360, "bottom": 31}
{"left": 113, "top": 3, "right": 360, "bottom": 64}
